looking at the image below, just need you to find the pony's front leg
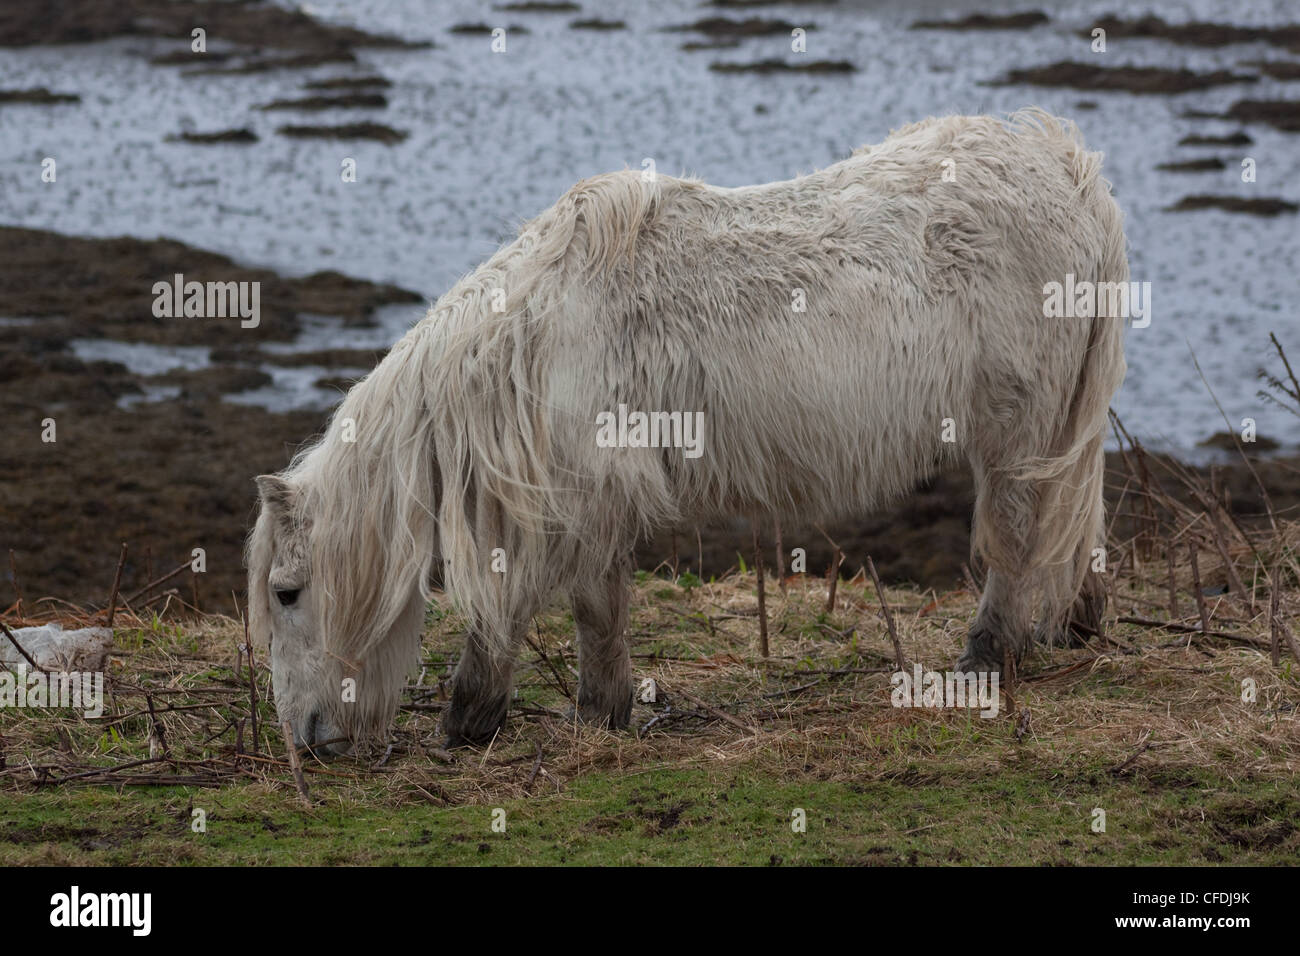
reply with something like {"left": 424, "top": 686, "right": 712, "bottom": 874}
{"left": 572, "top": 554, "right": 633, "bottom": 729}
{"left": 443, "top": 627, "right": 521, "bottom": 747}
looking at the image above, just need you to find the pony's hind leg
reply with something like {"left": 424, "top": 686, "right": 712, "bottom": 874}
{"left": 572, "top": 553, "right": 634, "bottom": 730}
{"left": 1036, "top": 559, "right": 1106, "bottom": 649}
{"left": 958, "top": 466, "right": 1041, "bottom": 674}
{"left": 443, "top": 626, "right": 521, "bottom": 747}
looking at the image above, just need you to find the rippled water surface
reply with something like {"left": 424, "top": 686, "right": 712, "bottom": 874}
{"left": 1, "top": 0, "right": 1297, "bottom": 453}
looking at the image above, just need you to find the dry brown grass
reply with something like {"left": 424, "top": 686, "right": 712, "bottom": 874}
{"left": 4, "top": 503, "right": 1297, "bottom": 813}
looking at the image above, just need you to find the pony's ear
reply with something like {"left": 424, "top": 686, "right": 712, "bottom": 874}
{"left": 255, "top": 475, "right": 295, "bottom": 520}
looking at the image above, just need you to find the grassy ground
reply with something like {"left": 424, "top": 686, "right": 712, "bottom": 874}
{"left": 3, "top": 538, "right": 1299, "bottom": 866}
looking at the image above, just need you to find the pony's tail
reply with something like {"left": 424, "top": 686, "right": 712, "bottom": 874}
{"left": 1014, "top": 131, "right": 1129, "bottom": 627}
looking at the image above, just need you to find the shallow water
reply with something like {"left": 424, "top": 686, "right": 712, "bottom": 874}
{"left": 1, "top": 0, "right": 1297, "bottom": 454}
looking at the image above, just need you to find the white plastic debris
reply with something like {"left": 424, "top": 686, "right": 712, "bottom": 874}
{"left": 1, "top": 622, "right": 113, "bottom": 672}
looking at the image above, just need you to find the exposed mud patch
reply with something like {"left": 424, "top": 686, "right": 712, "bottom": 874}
{"left": 259, "top": 93, "right": 388, "bottom": 112}
{"left": 912, "top": 12, "right": 1048, "bottom": 31}
{"left": 496, "top": 2, "right": 580, "bottom": 11}
{"left": 996, "top": 62, "right": 1258, "bottom": 94}
{"left": 1178, "top": 131, "right": 1252, "bottom": 146}
{"left": 276, "top": 122, "right": 408, "bottom": 144}
{"left": 571, "top": 19, "right": 626, "bottom": 31}
{"left": 1155, "top": 157, "right": 1226, "bottom": 172}
{"left": 167, "top": 128, "right": 259, "bottom": 145}
{"left": 1081, "top": 16, "right": 1300, "bottom": 50}
{"left": 303, "top": 76, "right": 393, "bottom": 91}
{"left": 669, "top": 18, "right": 812, "bottom": 38}
{"left": 1166, "top": 195, "right": 1298, "bottom": 215}
{"left": 0, "top": 88, "right": 80, "bottom": 105}
{"left": 1222, "top": 99, "right": 1300, "bottom": 132}
{"left": 710, "top": 59, "right": 855, "bottom": 74}
{"left": 181, "top": 51, "right": 358, "bottom": 76}
{"left": 449, "top": 23, "right": 530, "bottom": 36}
{"left": 1242, "top": 60, "right": 1300, "bottom": 80}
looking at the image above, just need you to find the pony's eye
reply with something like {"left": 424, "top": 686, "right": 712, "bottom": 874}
{"left": 276, "top": 588, "right": 301, "bottom": 607}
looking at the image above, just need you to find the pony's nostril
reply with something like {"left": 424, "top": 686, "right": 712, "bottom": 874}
{"left": 304, "top": 710, "right": 320, "bottom": 747}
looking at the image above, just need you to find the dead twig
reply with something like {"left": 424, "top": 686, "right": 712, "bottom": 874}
{"left": 524, "top": 743, "right": 544, "bottom": 793}
{"left": 8, "top": 550, "right": 24, "bottom": 625}
{"left": 867, "top": 555, "right": 907, "bottom": 672}
{"left": 1167, "top": 545, "right": 1178, "bottom": 620}
{"left": 123, "top": 560, "right": 191, "bottom": 608}
{"left": 1271, "top": 559, "right": 1282, "bottom": 667}
{"left": 105, "top": 542, "right": 128, "bottom": 627}
{"left": 752, "top": 517, "right": 769, "bottom": 658}
{"left": 1110, "top": 732, "right": 1153, "bottom": 775}
{"left": 1116, "top": 616, "right": 1270, "bottom": 649}
{"left": 1188, "top": 540, "right": 1211, "bottom": 635}
{"left": 667, "top": 685, "right": 751, "bottom": 733}
{"left": 280, "top": 721, "right": 312, "bottom": 808}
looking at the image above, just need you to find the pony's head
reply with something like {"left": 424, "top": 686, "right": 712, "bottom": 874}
{"left": 246, "top": 474, "right": 352, "bottom": 756}
{"left": 244, "top": 277, "right": 557, "bottom": 756}
{"left": 246, "top": 458, "right": 432, "bottom": 758}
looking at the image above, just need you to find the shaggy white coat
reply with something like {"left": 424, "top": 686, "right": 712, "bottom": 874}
{"left": 247, "top": 110, "right": 1128, "bottom": 747}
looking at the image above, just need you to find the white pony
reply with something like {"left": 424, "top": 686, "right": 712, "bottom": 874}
{"left": 248, "top": 111, "right": 1127, "bottom": 754}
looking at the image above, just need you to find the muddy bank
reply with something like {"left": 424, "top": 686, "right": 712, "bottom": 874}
{"left": 637, "top": 449, "right": 1300, "bottom": 590}
{"left": 0, "top": 0, "right": 420, "bottom": 52}
{"left": 0, "top": 226, "right": 421, "bottom": 347}
{"left": 4, "top": 226, "right": 1298, "bottom": 614}
{"left": 2, "top": 0, "right": 425, "bottom": 81}
{"left": 0, "top": 225, "right": 425, "bottom": 611}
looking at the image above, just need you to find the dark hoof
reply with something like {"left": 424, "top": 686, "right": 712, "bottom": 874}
{"left": 957, "top": 624, "right": 1023, "bottom": 676}
{"left": 440, "top": 704, "right": 508, "bottom": 748}
{"left": 442, "top": 728, "right": 501, "bottom": 749}
{"left": 566, "top": 686, "right": 633, "bottom": 731}
{"left": 1035, "top": 620, "right": 1094, "bottom": 649}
